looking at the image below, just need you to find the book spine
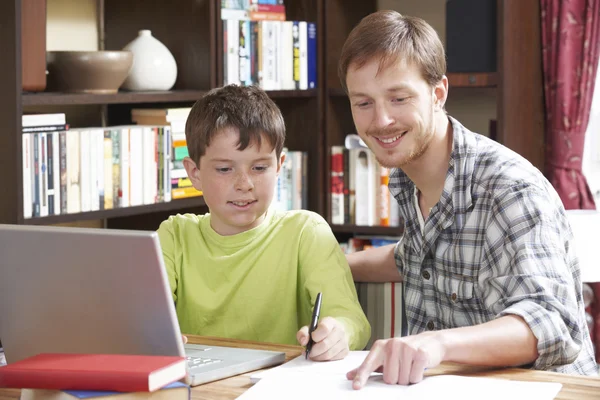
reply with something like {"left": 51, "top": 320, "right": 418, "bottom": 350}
{"left": 307, "top": 22, "right": 317, "bottom": 89}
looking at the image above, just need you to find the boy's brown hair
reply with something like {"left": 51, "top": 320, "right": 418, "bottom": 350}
{"left": 185, "top": 84, "right": 286, "bottom": 165}
{"left": 338, "top": 10, "right": 446, "bottom": 92}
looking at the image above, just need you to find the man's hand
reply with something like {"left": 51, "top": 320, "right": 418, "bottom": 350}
{"left": 182, "top": 335, "right": 188, "bottom": 344}
{"left": 296, "top": 316, "right": 349, "bottom": 361}
{"left": 346, "top": 332, "right": 446, "bottom": 389}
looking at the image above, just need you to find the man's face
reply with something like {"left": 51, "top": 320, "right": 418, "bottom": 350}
{"left": 346, "top": 58, "right": 440, "bottom": 169}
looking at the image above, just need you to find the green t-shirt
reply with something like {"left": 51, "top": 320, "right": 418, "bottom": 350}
{"left": 157, "top": 209, "right": 370, "bottom": 349}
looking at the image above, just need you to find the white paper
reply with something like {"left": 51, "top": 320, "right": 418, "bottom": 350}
{"left": 250, "top": 351, "right": 370, "bottom": 382}
{"left": 242, "top": 353, "right": 562, "bottom": 400}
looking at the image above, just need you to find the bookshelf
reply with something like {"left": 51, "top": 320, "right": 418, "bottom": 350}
{"left": 0, "top": 0, "right": 544, "bottom": 233}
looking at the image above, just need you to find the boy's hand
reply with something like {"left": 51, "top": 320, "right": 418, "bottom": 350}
{"left": 182, "top": 335, "right": 188, "bottom": 344}
{"left": 297, "top": 316, "right": 349, "bottom": 361}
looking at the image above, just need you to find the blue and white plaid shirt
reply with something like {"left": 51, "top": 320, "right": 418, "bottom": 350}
{"left": 389, "top": 117, "right": 598, "bottom": 375}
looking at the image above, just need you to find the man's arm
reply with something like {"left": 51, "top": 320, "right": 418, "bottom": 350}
{"left": 348, "top": 314, "right": 538, "bottom": 388}
{"left": 346, "top": 243, "right": 402, "bottom": 282}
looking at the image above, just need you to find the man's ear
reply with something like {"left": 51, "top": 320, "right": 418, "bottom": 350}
{"left": 434, "top": 75, "right": 449, "bottom": 111}
{"left": 276, "top": 152, "right": 286, "bottom": 175}
{"left": 183, "top": 156, "right": 202, "bottom": 191}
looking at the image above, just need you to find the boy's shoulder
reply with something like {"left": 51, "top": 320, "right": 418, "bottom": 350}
{"left": 271, "top": 209, "right": 328, "bottom": 228}
{"left": 158, "top": 213, "right": 205, "bottom": 233}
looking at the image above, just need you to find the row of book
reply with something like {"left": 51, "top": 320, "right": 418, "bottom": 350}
{"left": 222, "top": 0, "right": 286, "bottom": 21}
{"left": 341, "top": 236, "right": 403, "bottom": 349}
{"left": 330, "top": 145, "right": 402, "bottom": 227}
{"left": 22, "top": 109, "right": 312, "bottom": 219}
{"left": 222, "top": 1, "right": 317, "bottom": 90}
{"left": 21, "top": 112, "right": 202, "bottom": 219}
{"left": 272, "top": 149, "right": 308, "bottom": 211}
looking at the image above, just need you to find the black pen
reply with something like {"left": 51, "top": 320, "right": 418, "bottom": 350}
{"left": 305, "top": 292, "right": 322, "bottom": 359}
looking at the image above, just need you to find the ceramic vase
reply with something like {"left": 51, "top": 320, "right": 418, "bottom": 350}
{"left": 121, "top": 30, "right": 177, "bottom": 91}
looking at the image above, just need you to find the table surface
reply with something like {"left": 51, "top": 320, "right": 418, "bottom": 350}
{"left": 0, "top": 335, "right": 598, "bottom": 399}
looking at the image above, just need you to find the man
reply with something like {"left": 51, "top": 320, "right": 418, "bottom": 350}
{"left": 338, "top": 10, "right": 598, "bottom": 389}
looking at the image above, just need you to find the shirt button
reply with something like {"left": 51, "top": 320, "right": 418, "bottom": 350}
{"left": 422, "top": 270, "right": 431, "bottom": 280}
{"left": 451, "top": 292, "right": 457, "bottom": 302}
{"left": 427, "top": 321, "right": 435, "bottom": 330}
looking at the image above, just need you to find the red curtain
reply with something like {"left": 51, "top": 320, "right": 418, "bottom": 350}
{"left": 541, "top": 0, "right": 600, "bottom": 362}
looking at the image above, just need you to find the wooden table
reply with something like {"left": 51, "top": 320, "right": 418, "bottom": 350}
{"left": 0, "top": 335, "right": 598, "bottom": 399}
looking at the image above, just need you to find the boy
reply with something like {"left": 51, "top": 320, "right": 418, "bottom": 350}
{"left": 157, "top": 84, "right": 370, "bottom": 361}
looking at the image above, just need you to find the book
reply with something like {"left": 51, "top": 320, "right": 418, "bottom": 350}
{"left": 0, "top": 353, "right": 186, "bottom": 392}
{"left": 20, "top": 381, "right": 190, "bottom": 400}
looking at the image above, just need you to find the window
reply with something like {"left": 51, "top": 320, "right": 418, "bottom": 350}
{"left": 583, "top": 61, "right": 600, "bottom": 207}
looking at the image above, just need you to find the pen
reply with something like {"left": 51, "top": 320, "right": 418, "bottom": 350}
{"left": 305, "top": 292, "right": 322, "bottom": 359}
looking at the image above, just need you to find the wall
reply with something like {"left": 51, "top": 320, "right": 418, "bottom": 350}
{"left": 47, "top": 0, "right": 97, "bottom": 51}
{"left": 377, "top": 0, "right": 497, "bottom": 136}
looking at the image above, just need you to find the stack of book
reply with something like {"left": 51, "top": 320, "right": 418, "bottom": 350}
{"left": 0, "top": 353, "right": 190, "bottom": 399}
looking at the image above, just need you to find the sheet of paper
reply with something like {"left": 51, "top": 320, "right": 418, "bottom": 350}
{"left": 250, "top": 351, "right": 370, "bottom": 382}
{"left": 239, "top": 373, "right": 562, "bottom": 400}
{"left": 245, "top": 352, "right": 562, "bottom": 400}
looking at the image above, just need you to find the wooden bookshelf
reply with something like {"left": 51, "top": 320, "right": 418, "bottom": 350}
{"left": 0, "top": 0, "right": 544, "bottom": 232}
{"left": 322, "top": 0, "right": 544, "bottom": 226}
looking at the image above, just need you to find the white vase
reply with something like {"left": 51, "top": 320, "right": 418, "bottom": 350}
{"left": 121, "top": 30, "right": 177, "bottom": 91}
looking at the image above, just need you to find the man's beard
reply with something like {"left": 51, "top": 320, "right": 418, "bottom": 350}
{"left": 365, "top": 117, "right": 435, "bottom": 168}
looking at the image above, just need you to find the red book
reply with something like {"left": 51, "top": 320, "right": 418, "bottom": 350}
{"left": 0, "top": 353, "right": 186, "bottom": 392}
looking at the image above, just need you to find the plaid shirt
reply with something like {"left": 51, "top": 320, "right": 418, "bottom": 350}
{"left": 389, "top": 117, "right": 598, "bottom": 375}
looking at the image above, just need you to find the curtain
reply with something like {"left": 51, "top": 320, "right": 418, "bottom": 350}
{"left": 541, "top": 0, "right": 600, "bottom": 363}
{"left": 541, "top": 0, "right": 600, "bottom": 209}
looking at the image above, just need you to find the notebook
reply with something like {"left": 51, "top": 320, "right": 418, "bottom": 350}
{"left": 0, "top": 224, "right": 285, "bottom": 387}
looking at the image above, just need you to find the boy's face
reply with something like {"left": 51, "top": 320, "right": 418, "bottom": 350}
{"left": 346, "top": 57, "right": 446, "bottom": 169}
{"left": 183, "top": 127, "right": 284, "bottom": 236}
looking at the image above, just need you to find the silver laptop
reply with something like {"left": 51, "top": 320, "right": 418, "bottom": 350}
{"left": 0, "top": 224, "right": 285, "bottom": 386}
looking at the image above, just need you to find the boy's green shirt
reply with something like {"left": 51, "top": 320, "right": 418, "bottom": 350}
{"left": 157, "top": 209, "right": 370, "bottom": 350}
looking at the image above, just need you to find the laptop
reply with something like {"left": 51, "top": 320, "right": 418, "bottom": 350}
{"left": 0, "top": 224, "right": 285, "bottom": 386}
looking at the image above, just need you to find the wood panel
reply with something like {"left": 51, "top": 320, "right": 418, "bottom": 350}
{"left": 275, "top": 97, "right": 323, "bottom": 214}
{"left": 0, "top": 0, "right": 22, "bottom": 224}
{"left": 324, "top": 0, "right": 377, "bottom": 90}
{"left": 497, "top": 0, "right": 545, "bottom": 171}
{"left": 104, "top": 0, "right": 214, "bottom": 90}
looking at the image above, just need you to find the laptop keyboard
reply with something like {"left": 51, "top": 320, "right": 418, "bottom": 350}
{"left": 186, "top": 355, "right": 223, "bottom": 370}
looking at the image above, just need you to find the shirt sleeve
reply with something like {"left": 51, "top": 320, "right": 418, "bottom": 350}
{"left": 393, "top": 235, "right": 405, "bottom": 277}
{"left": 156, "top": 217, "right": 179, "bottom": 303}
{"left": 481, "top": 183, "right": 586, "bottom": 369}
{"left": 298, "top": 215, "right": 371, "bottom": 350}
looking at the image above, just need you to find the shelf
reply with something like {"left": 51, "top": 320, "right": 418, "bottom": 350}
{"left": 22, "top": 89, "right": 318, "bottom": 106}
{"left": 328, "top": 73, "right": 497, "bottom": 97}
{"left": 23, "top": 196, "right": 206, "bottom": 225}
{"left": 22, "top": 90, "right": 209, "bottom": 106}
{"left": 331, "top": 224, "right": 404, "bottom": 236}
{"left": 446, "top": 72, "right": 497, "bottom": 88}
{"left": 267, "top": 89, "right": 319, "bottom": 98}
